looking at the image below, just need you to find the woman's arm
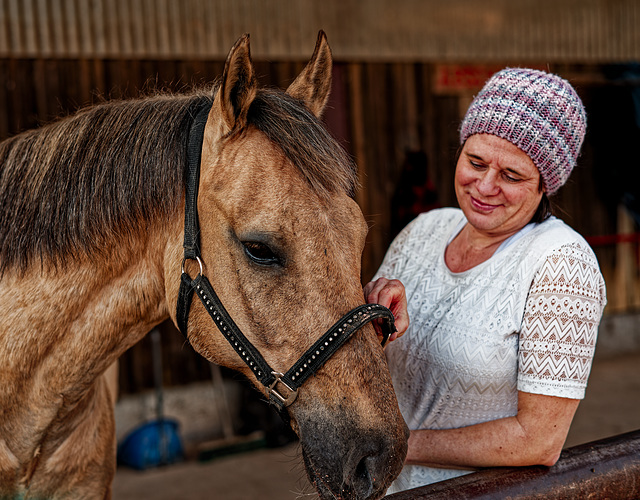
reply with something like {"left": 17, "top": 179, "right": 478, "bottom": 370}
{"left": 406, "top": 391, "right": 579, "bottom": 469}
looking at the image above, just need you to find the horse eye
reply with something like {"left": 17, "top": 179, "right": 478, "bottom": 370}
{"left": 242, "top": 241, "right": 281, "bottom": 266}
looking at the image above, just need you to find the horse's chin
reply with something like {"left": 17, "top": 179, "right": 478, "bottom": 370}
{"left": 301, "top": 448, "right": 389, "bottom": 500}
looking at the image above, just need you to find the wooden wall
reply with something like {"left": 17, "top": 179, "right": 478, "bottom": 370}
{"left": 2, "top": 0, "right": 639, "bottom": 63}
{"left": 1, "top": 57, "right": 637, "bottom": 392}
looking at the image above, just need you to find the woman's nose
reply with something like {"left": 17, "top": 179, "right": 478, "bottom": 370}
{"left": 476, "top": 170, "right": 500, "bottom": 196}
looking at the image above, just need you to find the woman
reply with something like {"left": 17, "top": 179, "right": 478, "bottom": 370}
{"left": 365, "top": 68, "right": 607, "bottom": 493}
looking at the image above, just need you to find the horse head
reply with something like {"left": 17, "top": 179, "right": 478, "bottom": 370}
{"left": 166, "top": 32, "right": 408, "bottom": 499}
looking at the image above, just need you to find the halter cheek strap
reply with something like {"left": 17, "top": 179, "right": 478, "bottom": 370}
{"left": 176, "top": 99, "right": 396, "bottom": 411}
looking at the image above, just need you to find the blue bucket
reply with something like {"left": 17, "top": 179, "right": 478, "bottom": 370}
{"left": 117, "top": 419, "right": 184, "bottom": 470}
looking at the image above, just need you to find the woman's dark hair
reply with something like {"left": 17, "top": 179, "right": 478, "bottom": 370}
{"left": 531, "top": 191, "right": 553, "bottom": 223}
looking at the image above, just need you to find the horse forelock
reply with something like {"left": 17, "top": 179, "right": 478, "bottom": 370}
{"left": 0, "top": 85, "right": 357, "bottom": 276}
{"left": 247, "top": 88, "right": 359, "bottom": 200}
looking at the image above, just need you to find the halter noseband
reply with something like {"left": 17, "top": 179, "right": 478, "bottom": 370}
{"left": 176, "top": 101, "right": 396, "bottom": 411}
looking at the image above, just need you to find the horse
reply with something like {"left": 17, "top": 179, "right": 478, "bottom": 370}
{"left": 0, "top": 31, "right": 408, "bottom": 500}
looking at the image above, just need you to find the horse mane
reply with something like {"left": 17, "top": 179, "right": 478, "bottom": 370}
{"left": 0, "top": 86, "right": 358, "bottom": 274}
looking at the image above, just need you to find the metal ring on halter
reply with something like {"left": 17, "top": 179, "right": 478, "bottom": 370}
{"left": 181, "top": 256, "right": 203, "bottom": 277}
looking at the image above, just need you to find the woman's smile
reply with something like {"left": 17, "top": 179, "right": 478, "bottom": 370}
{"left": 469, "top": 195, "right": 501, "bottom": 212}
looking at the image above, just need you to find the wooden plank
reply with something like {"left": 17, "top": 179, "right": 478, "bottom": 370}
{"left": 91, "top": 0, "right": 107, "bottom": 56}
{"left": 36, "top": 0, "right": 54, "bottom": 58}
{"left": 419, "top": 64, "right": 439, "bottom": 202}
{"left": 6, "top": 0, "right": 21, "bottom": 54}
{"left": 345, "top": 63, "right": 376, "bottom": 279}
{"left": 127, "top": 0, "right": 144, "bottom": 57}
{"left": 615, "top": 207, "right": 638, "bottom": 312}
{"left": 62, "top": 0, "right": 79, "bottom": 56}
{"left": 115, "top": 0, "right": 132, "bottom": 56}
{"left": 33, "top": 59, "right": 48, "bottom": 120}
{"left": 0, "top": 59, "right": 9, "bottom": 138}
{"left": 155, "top": 0, "right": 170, "bottom": 57}
{"left": 0, "top": 0, "right": 8, "bottom": 55}
{"left": 20, "top": 0, "right": 37, "bottom": 55}
{"left": 75, "top": 0, "right": 93, "bottom": 56}
{"left": 363, "top": 63, "right": 394, "bottom": 277}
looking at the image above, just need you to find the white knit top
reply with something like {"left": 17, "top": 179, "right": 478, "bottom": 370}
{"left": 376, "top": 208, "right": 607, "bottom": 492}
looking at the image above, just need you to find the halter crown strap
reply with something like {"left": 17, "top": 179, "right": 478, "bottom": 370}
{"left": 183, "top": 101, "right": 211, "bottom": 260}
{"left": 176, "top": 98, "right": 397, "bottom": 411}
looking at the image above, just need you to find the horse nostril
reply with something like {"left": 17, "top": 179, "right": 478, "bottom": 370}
{"left": 346, "top": 454, "right": 376, "bottom": 499}
{"left": 355, "top": 455, "right": 371, "bottom": 481}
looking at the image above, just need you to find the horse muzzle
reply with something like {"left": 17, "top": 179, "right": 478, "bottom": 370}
{"left": 298, "top": 410, "right": 409, "bottom": 500}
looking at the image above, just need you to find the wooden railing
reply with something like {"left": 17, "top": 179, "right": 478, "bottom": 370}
{"left": 386, "top": 429, "right": 640, "bottom": 499}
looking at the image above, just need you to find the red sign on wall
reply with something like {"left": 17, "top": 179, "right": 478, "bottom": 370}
{"left": 434, "top": 64, "right": 547, "bottom": 94}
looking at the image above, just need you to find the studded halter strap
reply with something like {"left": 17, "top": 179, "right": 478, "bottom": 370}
{"left": 176, "top": 100, "right": 396, "bottom": 411}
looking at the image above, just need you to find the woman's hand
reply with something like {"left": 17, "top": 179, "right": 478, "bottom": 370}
{"left": 363, "top": 277, "right": 409, "bottom": 343}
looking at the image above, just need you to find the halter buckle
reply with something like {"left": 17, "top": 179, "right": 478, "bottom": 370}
{"left": 268, "top": 372, "right": 298, "bottom": 407}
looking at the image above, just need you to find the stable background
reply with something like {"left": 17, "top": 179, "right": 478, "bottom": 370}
{"left": 2, "top": 1, "right": 640, "bottom": 497}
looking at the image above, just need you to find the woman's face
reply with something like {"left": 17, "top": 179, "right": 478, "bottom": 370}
{"left": 455, "top": 134, "right": 544, "bottom": 238}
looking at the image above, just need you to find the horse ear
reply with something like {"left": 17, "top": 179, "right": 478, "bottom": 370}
{"left": 286, "top": 30, "right": 333, "bottom": 118}
{"left": 210, "top": 33, "right": 257, "bottom": 136}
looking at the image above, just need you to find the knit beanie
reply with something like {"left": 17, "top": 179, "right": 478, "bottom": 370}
{"left": 459, "top": 68, "right": 587, "bottom": 195}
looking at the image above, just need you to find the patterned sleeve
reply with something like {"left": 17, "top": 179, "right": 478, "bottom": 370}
{"left": 517, "top": 241, "right": 607, "bottom": 399}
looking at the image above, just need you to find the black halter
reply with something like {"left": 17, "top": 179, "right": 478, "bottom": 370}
{"left": 176, "top": 101, "right": 396, "bottom": 411}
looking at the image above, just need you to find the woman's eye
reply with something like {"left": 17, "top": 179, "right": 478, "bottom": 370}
{"left": 242, "top": 241, "right": 281, "bottom": 266}
{"left": 503, "top": 173, "right": 521, "bottom": 183}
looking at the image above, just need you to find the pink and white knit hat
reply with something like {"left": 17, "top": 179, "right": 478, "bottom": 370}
{"left": 459, "top": 68, "right": 587, "bottom": 195}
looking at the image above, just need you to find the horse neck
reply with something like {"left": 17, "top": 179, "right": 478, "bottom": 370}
{"left": 0, "top": 215, "right": 176, "bottom": 405}
{"left": 0, "top": 198, "right": 181, "bottom": 482}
